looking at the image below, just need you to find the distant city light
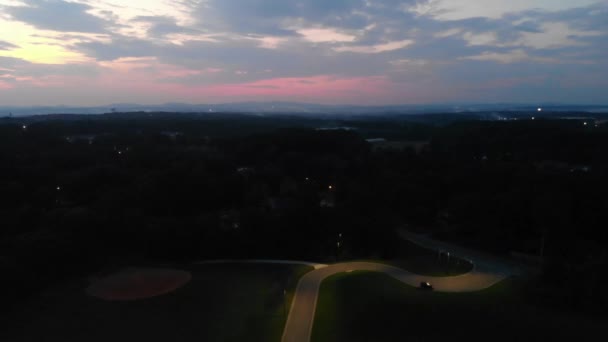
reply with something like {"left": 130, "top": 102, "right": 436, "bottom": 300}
{"left": 22, "top": 125, "right": 27, "bottom": 130}
{"left": 56, "top": 186, "right": 61, "bottom": 191}
{"left": 532, "top": 117, "right": 535, "bottom": 120}
{"left": 329, "top": 185, "right": 333, "bottom": 190}
{"left": 584, "top": 122, "right": 588, "bottom": 126}
{"left": 537, "top": 108, "right": 543, "bottom": 112}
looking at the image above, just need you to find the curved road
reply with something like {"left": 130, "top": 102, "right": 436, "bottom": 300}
{"left": 281, "top": 231, "right": 517, "bottom": 342}
{"left": 193, "top": 232, "right": 518, "bottom": 342}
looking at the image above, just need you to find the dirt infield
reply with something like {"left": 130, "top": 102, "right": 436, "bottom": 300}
{"left": 86, "top": 268, "right": 192, "bottom": 301}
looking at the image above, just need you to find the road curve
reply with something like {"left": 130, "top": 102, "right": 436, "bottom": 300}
{"left": 193, "top": 234, "right": 515, "bottom": 342}
{"left": 281, "top": 261, "right": 507, "bottom": 342}
{"left": 282, "top": 231, "right": 516, "bottom": 342}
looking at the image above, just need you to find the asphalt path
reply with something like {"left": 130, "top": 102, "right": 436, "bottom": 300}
{"left": 193, "top": 233, "right": 517, "bottom": 342}
{"left": 281, "top": 231, "right": 516, "bottom": 342}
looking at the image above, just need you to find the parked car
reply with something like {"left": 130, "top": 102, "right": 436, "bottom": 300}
{"left": 419, "top": 282, "right": 434, "bottom": 290}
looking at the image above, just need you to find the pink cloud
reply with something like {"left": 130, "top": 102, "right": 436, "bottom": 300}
{"left": 78, "top": 73, "right": 411, "bottom": 105}
{"left": 194, "top": 75, "right": 402, "bottom": 104}
{"left": 0, "top": 80, "right": 12, "bottom": 89}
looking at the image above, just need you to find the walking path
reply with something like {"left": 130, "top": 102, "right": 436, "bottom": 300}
{"left": 195, "top": 259, "right": 328, "bottom": 269}
{"left": 281, "top": 231, "right": 516, "bottom": 342}
{"left": 195, "top": 232, "right": 517, "bottom": 342}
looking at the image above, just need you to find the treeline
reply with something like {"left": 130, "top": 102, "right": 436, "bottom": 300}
{"left": 1, "top": 116, "right": 607, "bottom": 313}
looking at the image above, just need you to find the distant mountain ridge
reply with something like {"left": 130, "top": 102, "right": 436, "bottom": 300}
{"left": 2, "top": 102, "right": 608, "bottom": 117}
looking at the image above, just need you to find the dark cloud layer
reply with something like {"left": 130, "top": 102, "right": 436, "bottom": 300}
{"left": 6, "top": 0, "right": 109, "bottom": 33}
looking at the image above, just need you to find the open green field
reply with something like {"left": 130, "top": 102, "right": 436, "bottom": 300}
{"left": 312, "top": 272, "right": 605, "bottom": 342}
{"left": 3, "top": 263, "right": 311, "bottom": 342}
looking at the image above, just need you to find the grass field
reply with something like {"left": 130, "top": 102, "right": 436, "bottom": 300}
{"left": 3, "top": 263, "right": 311, "bottom": 342}
{"left": 312, "top": 272, "right": 605, "bottom": 342}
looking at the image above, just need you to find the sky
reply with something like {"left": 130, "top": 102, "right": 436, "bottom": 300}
{"left": 0, "top": 0, "right": 606, "bottom": 106}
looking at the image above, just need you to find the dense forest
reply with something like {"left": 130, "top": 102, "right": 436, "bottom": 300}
{"left": 1, "top": 113, "right": 607, "bottom": 313}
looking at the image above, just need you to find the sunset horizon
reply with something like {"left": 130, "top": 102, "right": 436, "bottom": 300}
{"left": 1, "top": 0, "right": 606, "bottom": 106}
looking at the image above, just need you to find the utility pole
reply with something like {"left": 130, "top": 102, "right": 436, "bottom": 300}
{"left": 283, "top": 289, "right": 287, "bottom": 316}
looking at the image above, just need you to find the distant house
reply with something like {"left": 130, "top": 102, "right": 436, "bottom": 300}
{"left": 319, "top": 191, "right": 336, "bottom": 208}
{"left": 368, "top": 140, "right": 430, "bottom": 154}
{"left": 366, "top": 138, "right": 387, "bottom": 144}
{"left": 570, "top": 165, "right": 591, "bottom": 173}
{"left": 160, "top": 131, "right": 183, "bottom": 140}
{"left": 65, "top": 134, "right": 98, "bottom": 144}
{"left": 237, "top": 166, "right": 254, "bottom": 175}
{"left": 220, "top": 210, "right": 240, "bottom": 231}
{"left": 316, "top": 127, "right": 357, "bottom": 131}
{"left": 535, "top": 160, "right": 591, "bottom": 174}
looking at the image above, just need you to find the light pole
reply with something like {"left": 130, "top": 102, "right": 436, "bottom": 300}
{"left": 283, "top": 289, "right": 287, "bottom": 316}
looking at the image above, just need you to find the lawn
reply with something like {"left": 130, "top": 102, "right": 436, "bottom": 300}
{"left": 3, "top": 263, "right": 312, "bottom": 342}
{"left": 312, "top": 272, "right": 605, "bottom": 342}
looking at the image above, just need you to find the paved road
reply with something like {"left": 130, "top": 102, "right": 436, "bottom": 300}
{"left": 195, "top": 259, "right": 328, "bottom": 270}
{"left": 194, "top": 233, "right": 517, "bottom": 342}
{"left": 281, "top": 231, "right": 515, "bottom": 342}
{"left": 397, "top": 230, "right": 523, "bottom": 276}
